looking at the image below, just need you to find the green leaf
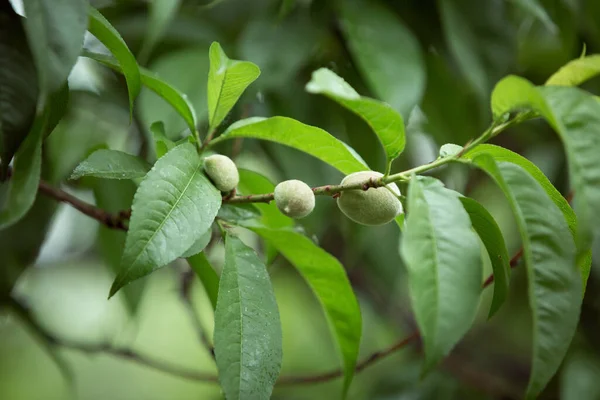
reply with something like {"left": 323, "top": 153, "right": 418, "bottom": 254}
{"left": 246, "top": 224, "right": 362, "bottom": 396}
{"left": 181, "top": 228, "right": 212, "bottom": 258}
{"left": 472, "top": 155, "right": 581, "bottom": 398}
{"left": 459, "top": 197, "right": 510, "bottom": 318}
{"left": 21, "top": 0, "right": 87, "bottom": 100}
{"left": 338, "top": 0, "right": 425, "bottom": 117}
{"left": 187, "top": 251, "right": 219, "bottom": 310}
{"left": 439, "top": 143, "right": 463, "bottom": 158}
{"left": 217, "top": 203, "right": 261, "bottom": 223}
{"left": 0, "top": 116, "right": 43, "bottom": 230}
{"left": 44, "top": 83, "right": 70, "bottom": 138}
{"left": 0, "top": 193, "right": 57, "bottom": 297}
{"left": 489, "top": 76, "right": 600, "bottom": 252}
{"left": 539, "top": 86, "right": 600, "bottom": 251}
{"left": 463, "top": 143, "right": 591, "bottom": 290}
{"left": 93, "top": 179, "right": 145, "bottom": 314}
{"left": 400, "top": 176, "right": 482, "bottom": 374}
{"left": 137, "top": 0, "right": 181, "bottom": 64}
{"left": 215, "top": 117, "right": 368, "bottom": 174}
{"left": 110, "top": 143, "right": 221, "bottom": 297}
{"left": 438, "top": 0, "right": 514, "bottom": 98}
{"left": 306, "top": 68, "right": 405, "bottom": 165}
{"left": 87, "top": 7, "right": 141, "bottom": 118}
{"left": 546, "top": 55, "right": 600, "bottom": 87}
{"left": 489, "top": 75, "right": 548, "bottom": 118}
{"left": 464, "top": 144, "right": 574, "bottom": 235}
{"left": 150, "top": 121, "right": 175, "bottom": 160}
{"left": 83, "top": 50, "right": 197, "bottom": 135}
{"left": 0, "top": 6, "right": 38, "bottom": 177}
{"left": 508, "top": 0, "right": 557, "bottom": 33}
{"left": 207, "top": 42, "right": 260, "bottom": 131}
{"left": 70, "top": 149, "right": 151, "bottom": 180}
{"left": 214, "top": 234, "right": 282, "bottom": 400}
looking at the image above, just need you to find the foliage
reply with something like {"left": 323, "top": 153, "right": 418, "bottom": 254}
{"left": 2, "top": 1, "right": 600, "bottom": 399}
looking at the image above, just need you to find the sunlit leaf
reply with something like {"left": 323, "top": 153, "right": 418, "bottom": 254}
{"left": 459, "top": 197, "right": 510, "bottom": 318}
{"left": 546, "top": 55, "right": 600, "bottom": 87}
{"left": 401, "top": 176, "right": 482, "bottom": 373}
{"left": 22, "top": 0, "right": 86, "bottom": 102}
{"left": 207, "top": 42, "right": 260, "bottom": 131}
{"left": 0, "top": 6, "right": 38, "bottom": 177}
{"left": 70, "top": 149, "right": 150, "bottom": 180}
{"left": 489, "top": 75, "right": 548, "bottom": 118}
{"left": 439, "top": 143, "right": 463, "bottom": 158}
{"left": 214, "top": 234, "right": 282, "bottom": 400}
{"left": 88, "top": 7, "right": 141, "bottom": 118}
{"left": 246, "top": 223, "right": 361, "bottom": 396}
{"left": 338, "top": 0, "right": 425, "bottom": 117}
{"left": 473, "top": 155, "right": 581, "bottom": 399}
{"left": 110, "top": 143, "right": 221, "bottom": 297}
{"left": 306, "top": 68, "right": 405, "bottom": 165}
{"left": 84, "top": 50, "right": 198, "bottom": 136}
{"left": 215, "top": 117, "right": 368, "bottom": 174}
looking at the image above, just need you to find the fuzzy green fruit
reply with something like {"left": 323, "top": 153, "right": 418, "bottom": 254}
{"left": 274, "top": 179, "right": 315, "bottom": 219}
{"left": 337, "top": 171, "right": 403, "bottom": 226}
{"left": 203, "top": 154, "right": 239, "bottom": 192}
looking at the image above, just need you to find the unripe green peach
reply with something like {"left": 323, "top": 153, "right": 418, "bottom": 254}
{"left": 274, "top": 179, "right": 315, "bottom": 219}
{"left": 337, "top": 171, "right": 403, "bottom": 226}
{"left": 203, "top": 154, "right": 239, "bottom": 192}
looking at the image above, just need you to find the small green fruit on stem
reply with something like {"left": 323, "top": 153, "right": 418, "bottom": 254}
{"left": 337, "top": 171, "right": 403, "bottom": 226}
{"left": 203, "top": 154, "right": 239, "bottom": 192}
{"left": 274, "top": 179, "right": 315, "bottom": 219}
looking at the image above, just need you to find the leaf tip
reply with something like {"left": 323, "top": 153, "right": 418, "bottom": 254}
{"left": 108, "top": 279, "right": 122, "bottom": 299}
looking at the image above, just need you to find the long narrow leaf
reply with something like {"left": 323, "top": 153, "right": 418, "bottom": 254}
{"left": 214, "top": 234, "right": 282, "bottom": 400}
{"left": 401, "top": 176, "right": 482, "bottom": 374}
{"left": 88, "top": 7, "right": 141, "bottom": 118}
{"left": 472, "top": 155, "right": 581, "bottom": 398}
{"left": 306, "top": 68, "right": 405, "bottom": 165}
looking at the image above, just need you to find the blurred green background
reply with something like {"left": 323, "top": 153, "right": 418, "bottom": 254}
{"left": 2, "top": 0, "right": 600, "bottom": 399}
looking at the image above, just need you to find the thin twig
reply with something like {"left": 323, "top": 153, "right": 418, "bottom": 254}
{"left": 3, "top": 242, "right": 526, "bottom": 387}
{"left": 179, "top": 268, "right": 216, "bottom": 359}
{"left": 6, "top": 296, "right": 218, "bottom": 382}
{"left": 202, "top": 128, "right": 217, "bottom": 149}
{"left": 482, "top": 248, "right": 524, "bottom": 288}
{"left": 37, "top": 180, "right": 129, "bottom": 230}
{"left": 277, "top": 331, "right": 420, "bottom": 385}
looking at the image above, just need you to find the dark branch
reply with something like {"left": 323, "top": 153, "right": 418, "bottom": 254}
{"left": 277, "top": 331, "right": 420, "bottom": 385}
{"left": 179, "top": 268, "right": 216, "bottom": 359}
{"left": 37, "top": 180, "right": 129, "bottom": 230}
{"left": 6, "top": 296, "right": 218, "bottom": 382}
